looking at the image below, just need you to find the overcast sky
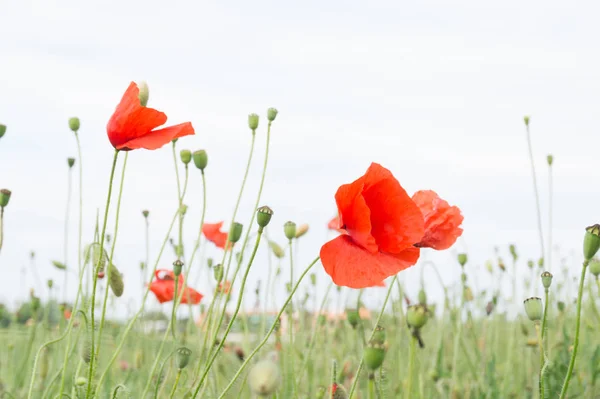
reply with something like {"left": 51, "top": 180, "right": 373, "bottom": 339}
{"left": 1, "top": 0, "right": 599, "bottom": 317}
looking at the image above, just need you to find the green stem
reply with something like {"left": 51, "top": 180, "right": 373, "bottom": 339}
{"left": 151, "top": 349, "right": 177, "bottom": 399}
{"left": 548, "top": 162, "right": 553, "bottom": 270}
{"left": 287, "top": 237, "right": 295, "bottom": 395}
{"left": 524, "top": 122, "right": 546, "bottom": 263}
{"left": 559, "top": 259, "right": 589, "bottom": 398}
{"left": 85, "top": 149, "right": 120, "bottom": 399}
{"left": 348, "top": 275, "right": 398, "bottom": 398}
{"left": 541, "top": 288, "right": 550, "bottom": 343}
{"left": 75, "top": 132, "right": 84, "bottom": 276}
{"left": 217, "top": 256, "right": 320, "bottom": 398}
{"left": 169, "top": 369, "right": 182, "bottom": 399}
{"left": 536, "top": 323, "right": 545, "bottom": 399}
{"left": 63, "top": 165, "right": 73, "bottom": 303}
{"left": 0, "top": 207, "right": 4, "bottom": 253}
{"left": 368, "top": 375, "right": 375, "bottom": 399}
{"left": 192, "top": 228, "right": 264, "bottom": 398}
{"left": 406, "top": 334, "right": 417, "bottom": 399}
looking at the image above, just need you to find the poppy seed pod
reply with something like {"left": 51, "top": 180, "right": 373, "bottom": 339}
{"left": 345, "top": 308, "right": 360, "bottom": 329}
{"left": 248, "top": 113, "right": 259, "bottom": 131}
{"left": 371, "top": 325, "right": 386, "bottom": 345}
{"left": 295, "top": 223, "right": 309, "bottom": 238}
{"left": 0, "top": 189, "right": 11, "bottom": 208}
{"left": 523, "top": 297, "right": 543, "bottom": 322}
{"left": 547, "top": 154, "right": 554, "bottom": 166}
{"left": 68, "top": 117, "right": 80, "bottom": 132}
{"left": 176, "top": 347, "right": 192, "bottom": 369}
{"left": 47, "top": 279, "right": 54, "bottom": 289}
{"left": 0, "top": 124, "right": 6, "bottom": 138}
{"left": 364, "top": 343, "right": 386, "bottom": 371}
{"left": 524, "top": 115, "right": 530, "bottom": 126}
{"left": 541, "top": 271, "right": 553, "bottom": 289}
{"left": 142, "top": 210, "right": 149, "bottom": 218}
{"left": 180, "top": 149, "right": 192, "bottom": 165}
{"left": 584, "top": 224, "right": 600, "bottom": 260}
{"left": 192, "top": 150, "right": 208, "bottom": 171}
{"left": 589, "top": 258, "right": 600, "bottom": 277}
{"left": 267, "top": 108, "right": 278, "bottom": 122}
{"left": 173, "top": 260, "right": 183, "bottom": 276}
{"left": 407, "top": 304, "right": 429, "bottom": 329}
{"left": 213, "top": 264, "right": 223, "bottom": 282}
{"left": 67, "top": 157, "right": 76, "bottom": 168}
{"left": 137, "top": 81, "right": 149, "bottom": 107}
{"left": 457, "top": 253, "right": 467, "bottom": 267}
{"left": 229, "top": 222, "right": 243, "bottom": 243}
{"left": 256, "top": 206, "right": 273, "bottom": 228}
{"left": 284, "top": 221, "right": 296, "bottom": 240}
{"left": 248, "top": 359, "right": 281, "bottom": 396}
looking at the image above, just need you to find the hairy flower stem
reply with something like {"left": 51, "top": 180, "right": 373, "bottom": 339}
{"left": 406, "top": 334, "right": 417, "bottom": 399}
{"left": 559, "top": 259, "right": 589, "bottom": 398}
{"left": 535, "top": 323, "right": 546, "bottom": 399}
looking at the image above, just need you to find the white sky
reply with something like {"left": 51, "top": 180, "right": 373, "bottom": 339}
{"left": 1, "top": 0, "right": 599, "bottom": 316}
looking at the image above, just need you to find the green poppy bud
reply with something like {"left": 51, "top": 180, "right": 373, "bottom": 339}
{"left": 345, "top": 308, "right": 360, "bottom": 329}
{"left": 523, "top": 297, "right": 543, "bottom": 322}
{"left": 309, "top": 273, "right": 317, "bottom": 286}
{"left": 180, "top": 149, "right": 192, "bottom": 165}
{"left": 108, "top": 263, "right": 124, "bottom": 297}
{"left": 457, "top": 253, "right": 467, "bottom": 267}
{"left": 229, "top": 222, "right": 243, "bottom": 243}
{"left": 267, "top": 108, "right": 278, "bottom": 122}
{"left": 67, "top": 157, "right": 76, "bottom": 168}
{"left": 557, "top": 301, "right": 565, "bottom": 313}
{"left": 547, "top": 154, "right": 554, "bottom": 166}
{"left": 213, "top": 264, "right": 223, "bottom": 282}
{"left": 142, "top": 210, "right": 149, "bottom": 218}
{"left": 47, "top": 279, "right": 53, "bottom": 289}
{"left": 192, "top": 150, "right": 208, "bottom": 171}
{"left": 0, "top": 189, "right": 11, "bottom": 208}
{"left": 207, "top": 258, "right": 213, "bottom": 268}
{"left": 256, "top": 206, "right": 273, "bottom": 228}
{"left": 418, "top": 289, "right": 427, "bottom": 305}
{"left": 584, "top": 224, "right": 600, "bottom": 260}
{"left": 541, "top": 271, "right": 553, "bottom": 289}
{"left": 137, "top": 81, "right": 149, "bottom": 107}
{"left": 68, "top": 117, "right": 80, "bottom": 132}
{"left": 406, "top": 304, "right": 428, "bottom": 329}
{"left": 248, "top": 113, "right": 259, "bottom": 131}
{"left": 589, "top": 258, "right": 600, "bottom": 277}
{"left": 371, "top": 325, "right": 386, "bottom": 345}
{"left": 509, "top": 244, "right": 518, "bottom": 261}
{"left": 176, "top": 347, "right": 192, "bottom": 369}
{"left": 284, "top": 221, "right": 296, "bottom": 240}
{"left": 0, "top": 124, "right": 6, "bottom": 138}
{"left": 524, "top": 115, "right": 530, "bottom": 126}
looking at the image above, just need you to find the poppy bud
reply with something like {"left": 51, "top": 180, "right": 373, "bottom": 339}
{"left": 345, "top": 308, "right": 360, "bottom": 329}
{"left": 180, "top": 149, "right": 192, "bottom": 165}
{"left": 0, "top": 189, "right": 11, "bottom": 208}
{"left": 81, "top": 336, "right": 92, "bottom": 363}
{"left": 524, "top": 115, "right": 530, "bottom": 126}
{"left": 284, "top": 221, "right": 296, "bottom": 240}
{"left": 52, "top": 260, "right": 67, "bottom": 270}
{"left": 0, "top": 124, "right": 6, "bottom": 138}
{"left": 557, "top": 301, "right": 565, "bottom": 313}
{"left": 418, "top": 289, "right": 427, "bottom": 305}
{"left": 75, "top": 377, "right": 87, "bottom": 386}
{"left": 538, "top": 257, "right": 544, "bottom": 268}
{"left": 364, "top": 342, "right": 386, "bottom": 371}
{"left": 176, "top": 347, "right": 192, "bottom": 369}
{"left": 509, "top": 244, "right": 518, "bottom": 261}
{"left": 541, "top": 271, "right": 553, "bottom": 289}
{"left": 407, "top": 304, "right": 428, "bottom": 329}
{"left": 137, "top": 81, "right": 149, "bottom": 106}
{"left": 457, "top": 253, "right": 467, "bottom": 267}
{"left": 47, "top": 279, "right": 54, "bottom": 289}
{"left": 67, "top": 157, "right": 76, "bottom": 168}
{"left": 248, "top": 113, "right": 259, "bottom": 131}
{"left": 142, "top": 210, "right": 149, "bottom": 218}
{"left": 267, "top": 108, "right": 278, "bottom": 122}
{"left": 68, "top": 117, "right": 80, "bottom": 132}
{"left": 523, "top": 297, "right": 543, "bottom": 322}
{"left": 193, "top": 150, "right": 208, "bottom": 171}
{"left": 229, "top": 222, "right": 243, "bottom": 243}
{"left": 589, "top": 258, "right": 600, "bottom": 277}
{"left": 248, "top": 359, "right": 281, "bottom": 396}
{"left": 213, "top": 264, "right": 223, "bottom": 282}
{"left": 179, "top": 204, "right": 188, "bottom": 216}
{"left": 331, "top": 383, "right": 348, "bottom": 399}
{"left": 527, "top": 259, "right": 534, "bottom": 269}
{"left": 295, "top": 223, "right": 309, "bottom": 238}
{"left": 173, "top": 260, "right": 183, "bottom": 277}
{"left": 207, "top": 258, "right": 213, "bottom": 268}
{"left": 463, "top": 286, "right": 473, "bottom": 302}
{"left": 256, "top": 206, "right": 273, "bottom": 228}
{"left": 310, "top": 273, "right": 316, "bottom": 286}
{"left": 485, "top": 261, "right": 493, "bottom": 273}
{"left": 268, "top": 241, "right": 285, "bottom": 259}
{"left": 371, "top": 325, "right": 386, "bottom": 345}
{"left": 584, "top": 224, "right": 600, "bottom": 260}
{"left": 547, "top": 154, "right": 554, "bottom": 166}
{"left": 140, "top": 261, "right": 145, "bottom": 270}
{"left": 108, "top": 263, "right": 124, "bottom": 297}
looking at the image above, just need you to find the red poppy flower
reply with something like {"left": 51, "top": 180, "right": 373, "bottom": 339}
{"left": 107, "top": 82, "right": 195, "bottom": 151}
{"left": 202, "top": 222, "right": 231, "bottom": 249}
{"left": 148, "top": 269, "right": 203, "bottom": 304}
{"left": 218, "top": 280, "right": 232, "bottom": 295}
{"left": 327, "top": 216, "right": 347, "bottom": 234}
{"left": 320, "top": 163, "right": 425, "bottom": 288}
{"left": 412, "top": 190, "right": 464, "bottom": 250}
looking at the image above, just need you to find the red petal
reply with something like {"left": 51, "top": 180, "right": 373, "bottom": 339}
{"left": 320, "top": 235, "right": 420, "bottom": 288}
{"left": 149, "top": 281, "right": 172, "bottom": 303}
{"left": 180, "top": 287, "right": 203, "bottom": 304}
{"left": 412, "top": 190, "right": 464, "bottom": 250}
{"left": 327, "top": 216, "right": 347, "bottom": 235}
{"left": 202, "top": 222, "right": 229, "bottom": 249}
{"left": 360, "top": 163, "right": 425, "bottom": 254}
{"left": 118, "top": 122, "right": 195, "bottom": 151}
{"left": 107, "top": 82, "right": 167, "bottom": 149}
{"left": 334, "top": 178, "right": 378, "bottom": 253}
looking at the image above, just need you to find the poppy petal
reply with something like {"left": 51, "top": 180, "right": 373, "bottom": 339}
{"left": 412, "top": 190, "right": 464, "bottom": 250}
{"left": 180, "top": 287, "right": 203, "bottom": 304}
{"left": 335, "top": 179, "right": 378, "bottom": 253}
{"left": 118, "top": 122, "right": 195, "bottom": 151}
{"left": 202, "top": 222, "right": 230, "bottom": 249}
{"left": 360, "top": 163, "right": 425, "bottom": 254}
{"left": 327, "top": 216, "right": 347, "bottom": 235}
{"left": 320, "top": 235, "right": 420, "bottom": 288}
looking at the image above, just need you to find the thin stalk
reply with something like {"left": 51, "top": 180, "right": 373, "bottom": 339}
{"left": 368, "top": 375, "right": 375, "bottom": 399}
{"left": 559, "top": 259, "right": 589, "bottom": 398}
{"left": 63, "top": 164, "right": 73, "bottom": 302}
{"left": 85, "top": 149, "right": 120, "bottom": 399}
{"left": 217, "top": 256, "right": 320, "bottom": 398}
{"left": 548, "top": 161, "right": 553, "bottom": 271}
{"left": 406, "top": 335, "right": 417, "bottom": 399}
{"left": 524, "top": 121, "right": 545, "bottom": 264}
{"left": 536, "top": 323, "right": 545, "bottom": 399}
{"left": 169, "top": 369, "right": 183, "bottom": 399}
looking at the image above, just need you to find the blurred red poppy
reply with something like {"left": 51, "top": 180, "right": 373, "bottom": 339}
{"left": 107, "top": 82, "right": 195, "bottom": 151}
{"left": 320, "top": 163, "right": 425, "bottom": 288}
{"left": 412, "top": 190, "right": 464, "bottom": 250}
{"left": 218, "top": 280, "right": 232, "bottom": 295}
{"left": 202, "top": 222, "right": 231, "bottom": 249}
{"left": 148, "top": 269, "right": 203, "bottom": 304}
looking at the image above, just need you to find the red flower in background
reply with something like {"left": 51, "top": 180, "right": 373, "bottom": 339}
{"left": 202, "top": 222, "right": 231, "bottom": 249}
{"left": 412, "top": 190, "right": 464, "bottom": 250}
{"left": 148, "top": 269, "right": 203, "bottom": 304}
{"left": 218, "top": 280, "right": 232, "bottom": 295}
{"left": 107, "top": 82, "right": 195, "bottom": 151}
{"left": 320, "top": 163, "right": 425, "bottom": 288}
